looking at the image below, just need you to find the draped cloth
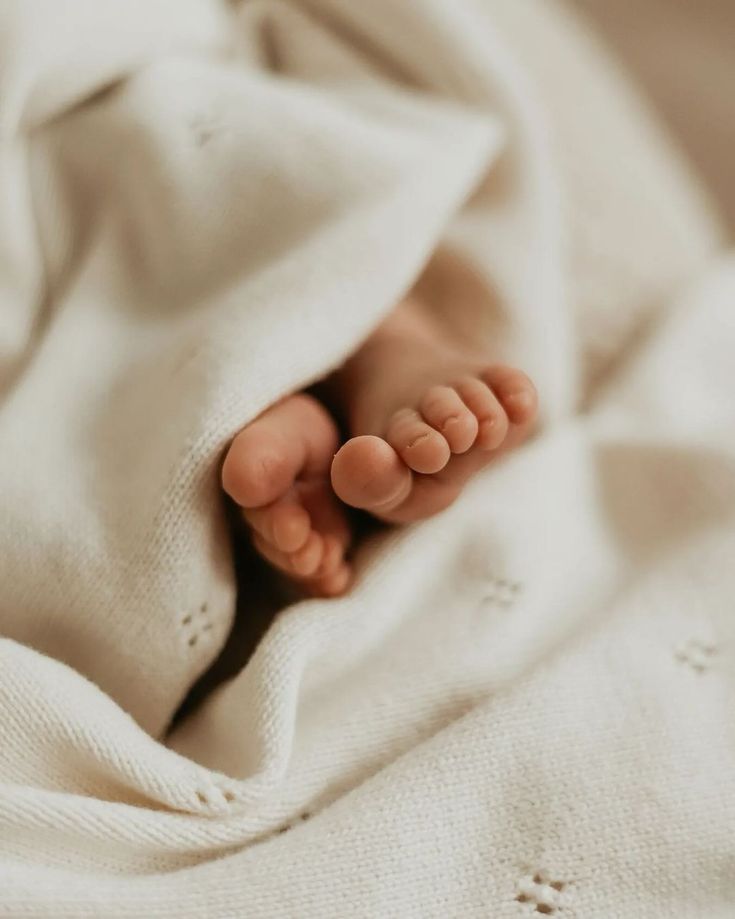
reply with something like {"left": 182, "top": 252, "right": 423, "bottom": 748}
{"left": 1, "top": 1, "right": 732, "bottom": 915}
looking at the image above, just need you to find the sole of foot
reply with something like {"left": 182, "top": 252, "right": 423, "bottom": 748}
{"left": 222, "top": 393, "right": 352, "bottom": 597}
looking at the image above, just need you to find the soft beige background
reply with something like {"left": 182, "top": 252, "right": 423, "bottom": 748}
{"left": 575, "top": 0, "right": 735, "bottom": 233}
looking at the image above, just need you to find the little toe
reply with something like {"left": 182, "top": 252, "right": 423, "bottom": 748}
{"left": 482, "top": 366, "right": 538, "bottom": 425}
{"left": 331, "top": 435, "right": 412, "bottom": 513}
{"left": 289, "top": 530, "right": 325, "bottom": 578}
{"left": 419, "top": 385, "right": 478, "bottom": 454}
{"left": 386, "top": 408, "right": 451, "bottom": 474}
{"left": 315, "top": 534, "right": 344, "bottom": 579}
{"left": 312, "top": 562, "right": 352, "bottom": 598}
{"left": 454, "top": 377, "right": 509, "bottom": 451}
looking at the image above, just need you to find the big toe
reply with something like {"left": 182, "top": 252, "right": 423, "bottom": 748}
{"left": 222, "top": 393, "right": 336, "bottom": 509}
{"left": 331, "top": 435, "right": 412, "bottom": 514}
{"left": 222, "top": 426, "right": 293, "bottom": 509}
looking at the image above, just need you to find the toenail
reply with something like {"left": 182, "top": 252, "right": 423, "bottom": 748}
{"left": 504, "top": 391, "right": 534, "bottom": 409}
{"left": 407, "top": 433, "right": 431, "bottom": 449}
{"left": 440, "top": 415, "right": 460, "bottom": 432}
{"left": 478, "top": 418, "right": 499, "bottom": 447}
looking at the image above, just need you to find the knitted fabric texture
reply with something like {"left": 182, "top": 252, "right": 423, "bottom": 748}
{"left": 0, "top": 1, "right": 732, "bottom": 916}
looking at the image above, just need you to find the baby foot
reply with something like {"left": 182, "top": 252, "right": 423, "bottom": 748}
{"left": 329, "top": 298, "right": 537, "bottom": 523}
{"left": 222, "top": 393, "right": 352, "bottom": 596}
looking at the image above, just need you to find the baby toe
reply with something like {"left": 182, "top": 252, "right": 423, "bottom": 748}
{"left": 313, "top": 562, "right": 352, "bottom": 598}
{"left": 289, "top": 530, "right": 324, "bottom": 578}
{"left": 315, "top": 534, "right": 344, "bottom": 579}
{"left": 455, "top": 377, "right": 509, "bottom": 451}
{"left": 386, "top": 407, "right": 451, "bottom": 474}
{"left": 482, "top": 366, "right": 538, "bottom": 425}
{"left": 420, "top": 385, "right": 478, "bottom": 454}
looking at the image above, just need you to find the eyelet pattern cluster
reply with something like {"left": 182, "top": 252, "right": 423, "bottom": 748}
{"left": 481, "top": 576, "right": 522, "bottom": 609}
{"left": 674, "top": 638, "right": 717, "bottom": 673}
{"left": 189, "top": 777, "right": 241, "bottom": 815}
{"left": 515, "top": 871, "right": 568, "bottom": 914}
{"left": 181, "top": 602, "right": 215, "bottom": 650}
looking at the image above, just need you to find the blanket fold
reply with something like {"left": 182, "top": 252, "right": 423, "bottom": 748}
{"left": 1, "top": 1, "right": 732, "bottom": 916}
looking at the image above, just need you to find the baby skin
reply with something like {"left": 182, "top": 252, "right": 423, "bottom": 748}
{"left": 221, "top": 295, "right": 537, "bottom": 596}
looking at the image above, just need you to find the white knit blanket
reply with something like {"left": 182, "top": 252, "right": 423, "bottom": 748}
{"left": 1, "top": 1, "right": 733, "bottom": 916}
